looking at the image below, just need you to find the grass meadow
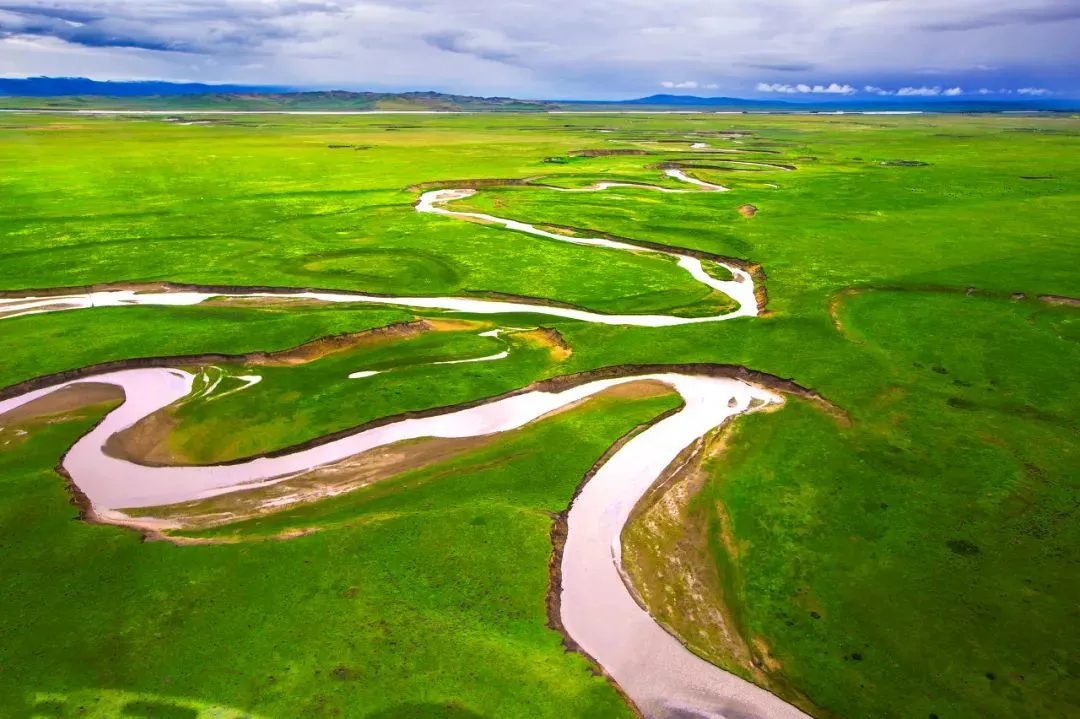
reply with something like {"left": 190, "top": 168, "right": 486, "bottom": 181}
{"left": 1, "top": 110, "right": 1078, "bottom": 718}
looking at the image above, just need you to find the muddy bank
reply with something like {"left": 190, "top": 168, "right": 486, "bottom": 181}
{"left": 569, "top": 149, "right": 650, "bottom": 157}
{"left": 651, "top": 159, "right": 797, "bottom": 172}
{"left": 1039, "top": 294, "right": 1080, "bottom": 307}
{"left": 557, "top": 375, "right": 809, "bottom": 719}
{"left": 620, "top": 419, "right": 825, "bottom": 717}
{"left": 0, "top": 382, "right": 122, "bottom": 424}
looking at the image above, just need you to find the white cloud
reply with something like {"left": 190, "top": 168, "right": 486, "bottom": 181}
{"left": 1018, "top": 86, "right": 1051, "bottom": 95}
{"left": 704, "top": 82, "right": 719, "bottom": 89}
{"left": 661, "top": 80, "right": 698, "bottom": 89}
{"left": 978, "top": 87, "right": 992, "bottom": 94}
{"left": 757, "top": 81, "right": 855, "bottom": 94}
{"left": 864, "top": 85, "right": 895, "bottom": 95}
{"left": 897, "top": 85, "right": 942, "bottom": 96}
{"left": 943, "top": 86, "right": 963, "bottom": 95}
{"left": 757, "top": 82, "right": 797, "bottom": 93}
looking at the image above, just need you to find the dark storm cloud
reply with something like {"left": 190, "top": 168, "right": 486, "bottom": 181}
{"left": 0, "top": 10, "right": 187, "bottom": 51}
{"left": 0, "top": 1, "right": 344, "bottom": 53}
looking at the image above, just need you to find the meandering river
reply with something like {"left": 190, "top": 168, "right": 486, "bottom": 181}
{"left": 0, "top": 170, "right": 809, "bottom": 718}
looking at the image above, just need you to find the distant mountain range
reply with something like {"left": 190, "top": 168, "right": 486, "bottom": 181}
{"left": 0, "top": 77, "right": 288, "bottom": 97}
{"left": 1, "top": 77, "right": 1076, "bottom": 112}
{"left": 0, "top": 78, "right": 554, "bottom": 111}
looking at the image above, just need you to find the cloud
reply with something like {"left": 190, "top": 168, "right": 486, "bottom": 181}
{"left": 864, "top": 85, "right": 894, "bottom": 95}
{"left": 943, "top": 86, "right": 963, "bottom": 95}
{"left": 0, "top": 1, "right": 1074, "bottom": 98}
{"left": 0, "top": 2, "right": 343, "bottom": 54}
{"left": 896, "top": 86, "right": 942, "bottom": 96}
{"left": 661, "top": 80, "right": 698, "bottom": 89}
{"left": 920, "top": 2, "right": 1080, "bottom": 32}
{"left": 740, "top": 61, "right": 814, "bottom": 72}
{"left": 1018, "top": 87, "right": 1051, "bottom": 95}
{"left": 757, "top": 82, "right": 855, "bottom": 95}
{"left": 424, "top": 30, "right": 519, "bottom": 63}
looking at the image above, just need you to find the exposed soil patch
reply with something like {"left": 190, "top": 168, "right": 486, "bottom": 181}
{"left": 739, "top": 204, "right": 758, "bottom": 218}
{"left": 406, "top": 177, "right": 540, "bottom": 193}
{"left": 142, "top": 434, "right": 499, "bottom": 530}
{"left": 879, "top": 160, "right": 929, "bottom": 167}
{"left": 1038, "top": 294, "right": 1080, "bottom": 308}
{"left": 620, "top": 417, "right": 824, "bottom": 717}
{"left": 515, "top": 327, "right": 572, "bottom": 361}
{"left": 651, "top": 160, "right": 797, "bottom": 172}
{"left": 254, "top": 319, "right": 474, "bottom": 366}
{"left": 137, "top": 381, "right": 675, "bottom": 534}
{"left": 568, "top": 149, "right": 649, "bottom": 157}
{"left": 0, "top": 382, "right": 122, "bottom": 425}
{"left": 104, "top": 408, "right": 180, "bottom": 466}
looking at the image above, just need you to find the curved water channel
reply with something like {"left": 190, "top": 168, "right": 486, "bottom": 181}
{"left": 0, "top": 174, "right": 752, "bottom": 327}
{"left": 0, "top": 169, "right": 809, "bottom": 718}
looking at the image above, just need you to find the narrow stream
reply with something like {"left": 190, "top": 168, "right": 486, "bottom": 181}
{"left": 0, "top": 175, "right": 754, "bottom": 327}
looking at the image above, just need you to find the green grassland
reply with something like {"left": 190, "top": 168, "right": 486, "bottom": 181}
{"left": 1, "top": 111, "right": 1078, "bottom": 718}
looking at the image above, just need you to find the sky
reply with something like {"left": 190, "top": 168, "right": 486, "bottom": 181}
{"left": 0, "top": 0, "right": 1076, "bottom": 99}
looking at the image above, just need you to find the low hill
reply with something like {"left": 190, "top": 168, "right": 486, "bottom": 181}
{"left": 0, "top": 79, "right": 555, "bottom": 112}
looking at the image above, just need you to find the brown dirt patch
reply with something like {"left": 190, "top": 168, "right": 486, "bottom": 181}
{"left": 568, "top": 149, "right": 649, "bottom": 157}
{"left": 739, "top": 204, "right": 758, "bottom": 218}
{"left": 620, "top": 418, "right": 825, "bottom": 717}
{"left": 0, "top": 382, "right": 123, "bottom": 425}
{"left": 103, "top": 408, "right": 180, "bottom": 465}
{"left": 252, "top": 319, "right": 447, "bottom": 366}
{"left": 514, "top": 327, "right": 572, "bottom": 361}
{"left": 132, "top": 381, "right": 675, "bottom": 532}
{"left": 1039, "top": 294, "right": 1080, "bottom": 308}
{"left": 141, "top": 434, "right": 498, "bottom": 530}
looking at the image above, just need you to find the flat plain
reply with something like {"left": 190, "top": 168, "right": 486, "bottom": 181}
{"left": 1, "top": 110, "right": 1078, "bottom": 718}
